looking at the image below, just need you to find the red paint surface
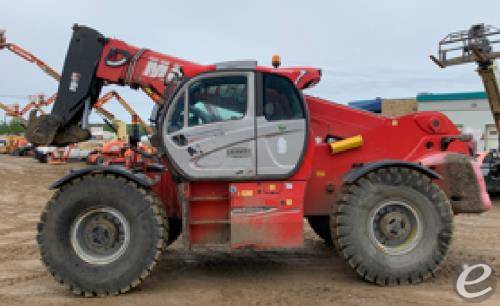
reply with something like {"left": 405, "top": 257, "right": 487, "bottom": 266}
{"left": 229, "top": 182, "right": 305, "bottom": 249}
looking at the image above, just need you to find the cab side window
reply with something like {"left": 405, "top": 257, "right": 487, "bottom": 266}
{"left": 188, "top": 76, "right": 247, "bottom": 127}
{"left": 263, "top": 74, "right": 304, "bottom": 121}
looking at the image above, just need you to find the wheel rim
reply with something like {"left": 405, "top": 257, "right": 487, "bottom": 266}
{"left": 70, "top": 207, "right": 130, "bottom": 265}
{"left": 367, "top": 200, "right": 423, "bottom": 255}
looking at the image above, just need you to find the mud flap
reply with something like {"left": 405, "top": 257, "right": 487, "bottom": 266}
{"left": 439, "top": 153, "right": 491, "bottom": 213}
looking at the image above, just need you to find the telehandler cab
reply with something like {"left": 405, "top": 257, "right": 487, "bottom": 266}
{"left": 21, "top": 25, "right": 490, "bottom": 296}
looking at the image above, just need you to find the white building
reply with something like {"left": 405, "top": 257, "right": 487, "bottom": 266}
{"left": 89, "top": 126, "right": 104, "bottom": 140}
{"left": 417, "top": 91, "right": 496, "bottom": 152}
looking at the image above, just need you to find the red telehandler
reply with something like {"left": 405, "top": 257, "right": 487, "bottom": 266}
{"left": 22, "top": 25, "right": 490, "bottom": 296}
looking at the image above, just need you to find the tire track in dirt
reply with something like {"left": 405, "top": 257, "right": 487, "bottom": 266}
{"left": 0, "top": 155, "right": 499, "bottom": 306}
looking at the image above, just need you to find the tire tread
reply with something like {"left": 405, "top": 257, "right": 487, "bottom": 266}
{"left": 37, "top": 173, "right": 167, "bottom": 297}
{"left": 331, "top": 167, "right": 453, "bottom": 286}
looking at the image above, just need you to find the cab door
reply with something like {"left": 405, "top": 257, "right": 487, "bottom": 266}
{"left": 256, "top": 73, "right": 307, "bottom": 176}
{"left": 162, "top": 72, "right": 256, "bottom": 179}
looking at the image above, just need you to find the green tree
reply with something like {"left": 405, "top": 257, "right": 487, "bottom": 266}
{"left": 8, "top": 118, "right": 24, "bottom": 135}
{"left": 0, "top": 122, "right": 9, "bottom": 134}
{"left": 127, "top": 124, "right": 148, "bottom": 137}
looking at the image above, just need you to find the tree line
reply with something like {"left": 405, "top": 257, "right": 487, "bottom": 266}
{"left": 0, "top": 119, "right": 24, "bottom": 135}
{"left": 0, "top": 119, "right": 148, "bottom": 137}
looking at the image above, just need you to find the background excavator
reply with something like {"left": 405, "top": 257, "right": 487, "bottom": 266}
{"left": 7, "top": 25, "right": 491, "bottom": 296}
{"left": 431, "top": 24, "right": 500, "bottom": 192}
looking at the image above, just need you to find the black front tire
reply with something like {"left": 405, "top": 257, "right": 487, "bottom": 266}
{"left": 37, "top": 174, "right": 167, "bottom": 296}
{"left": 331, "top": 167, "right": 453, "bottom": 285}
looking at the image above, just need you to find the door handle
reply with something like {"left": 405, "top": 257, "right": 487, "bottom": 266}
{"left": 172, "top": 134, "right": 187, "bottom": 146}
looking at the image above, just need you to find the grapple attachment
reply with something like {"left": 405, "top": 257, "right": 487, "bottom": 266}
{"left": 26, "top": 110, "right": 90, "bottom": 146}
{"left": 25, "top": 25, "right": 106, "bottom": 146}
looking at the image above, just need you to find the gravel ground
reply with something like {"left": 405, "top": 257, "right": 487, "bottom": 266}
{"left": 0, "top": 154, "right": 498, "bottom": 306}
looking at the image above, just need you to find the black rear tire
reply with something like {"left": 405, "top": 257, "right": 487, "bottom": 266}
{"left": 331, "top": 167, "right": 453, "bottom": 285}
{"left": 306, "top": 216, "right": 333, "bottom": 245}
{"left": 37, "top": 174, "right": 166, "bottom": 296}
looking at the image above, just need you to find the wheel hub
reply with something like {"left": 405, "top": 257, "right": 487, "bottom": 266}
{"left": 84, "top": 217, "right": 119, "bottom": 252}
{"left": 368, "top": 200, "right": 423, "bottom": 255}
{"left": 71, "top": 207, "right": 130, "bottom": 265}
{"left": 379, "top": 211, "right": 411, "bottom": 240}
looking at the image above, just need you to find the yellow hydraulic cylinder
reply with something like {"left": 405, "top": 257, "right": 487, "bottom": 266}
{"left": 330, "top": 135, "right": 363, "bottom": 154}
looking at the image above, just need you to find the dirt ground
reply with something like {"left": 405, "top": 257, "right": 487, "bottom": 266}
{"left": 0, "top": 154, "right": 498, "bottom": 306}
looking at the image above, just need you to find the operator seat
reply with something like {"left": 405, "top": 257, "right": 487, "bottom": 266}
{"left": 264, "top": 88, "right": 290, "bottom": 120}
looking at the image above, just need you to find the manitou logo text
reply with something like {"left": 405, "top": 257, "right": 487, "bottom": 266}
{"left": 143, "top": 59, "right": 183, "bottom": 81}
{"left": 143, "top": 59, "right": 169, "bottom": 78}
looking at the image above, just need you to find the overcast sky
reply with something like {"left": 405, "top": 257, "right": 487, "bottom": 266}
{"left": 1, "top": 0, "right": 499, "bottom": 123}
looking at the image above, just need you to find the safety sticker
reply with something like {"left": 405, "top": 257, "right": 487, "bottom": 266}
{"left": 277, "top": 137, "right": 287, "bottom": 154}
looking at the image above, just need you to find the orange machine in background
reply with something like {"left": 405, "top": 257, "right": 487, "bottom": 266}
{"left": 4, "top": 135, "right": 31, "bottom": 156}
{"left": 87, "top": 115, "right": 156, "bottom": 166}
